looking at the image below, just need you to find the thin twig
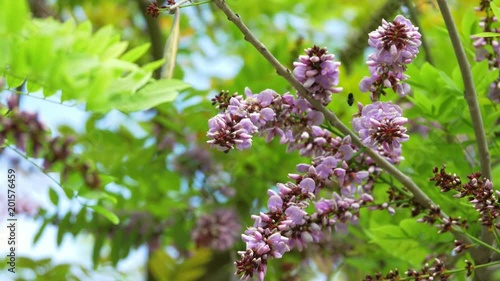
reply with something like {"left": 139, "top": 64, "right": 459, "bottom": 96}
{"left": 168, "top": 0, "right": 191, "bottom": 11}
{"left": 6, "top": 145, "right": 64, "bottom": 191}
{"left": 435, "top": 1, "right": 494, "bottom": 279}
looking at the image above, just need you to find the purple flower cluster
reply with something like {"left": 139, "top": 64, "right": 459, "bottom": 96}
{"left": 293, "top": 46, "right": 343, "bottom": 105}
{"left": 235, "top": 136, "right": 376, "bottom": 280}
{"left": 206, "top": 47, "right": 405, "bottom": 280}
{"left": 352, "top": 102, "right": 409, "bottom": 164}
{"left": 359, "top": 15, "right": 421, "bottom": 101}
{"left": 208, "top": 88, "right": 337, "bottom": 157}
{"left": 191, "top": 208, "right": 241, "bottom": 251}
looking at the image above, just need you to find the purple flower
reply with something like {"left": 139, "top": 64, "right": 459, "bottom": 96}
{"left": 293, "top": 46, "right": 343, "bottom": 105}
{"left": 352, "top": 102, "right": 409, "bottom": 152}
{"left": 207, "top": 113, "right": 256, "bottom": 152}
{"left": 359, "top": 15, "right": 421, "bottom": 101}
{"left": 299, "top": 177, "right": 316, "bottom": 193}
{"left": 267, "top": 232, "right": 290, "bottom": 258}
{"left": 314, "top": 199, "right": 336, "bottom": 215}
{"left": 315, "top": 156, "right": 338, "bottom": 179}
{"left": 192, "top": 208, "right": 241, "bottom": 251}
{"left": 368, "top": 15, "right": 421, "bottom": 65}
{"left": 268, "top": 192, "right": 283, "bottom": 213}
{"left": 285, "top": 206, "right": 307, "bottom": 225}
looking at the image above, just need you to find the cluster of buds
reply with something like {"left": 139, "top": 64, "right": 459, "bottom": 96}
{"left": 416, "top": 204, "right": 468, "bottom": 233}
{"left": 1, "top": 95, "right": 101, "bottom": 190}
{"left": 363, "top": 258, "right": 449, "bottom": 281}
{"left": 430, "top": 166, "right": 499, "bottom": 229}
{"left": 359, "top": 15, "right": 421, "bottom": 101}
{"left": 145, "top": 1, "right": 170, "bottom": 18}
{"left": 452, "top": 240, "right": 472, "bottom": 255}
{"left": 0, "top": 95, "right": 48, "bottom": 156}
{"left": 293, "top": 45, "right": 343, "bottom": 105}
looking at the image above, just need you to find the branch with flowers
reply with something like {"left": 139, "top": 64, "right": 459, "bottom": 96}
{"left": 203, "top": 0, "right": 499, "bottom": 280}
{"left": 146, "top": 0, "right": 498, "bottom": 280}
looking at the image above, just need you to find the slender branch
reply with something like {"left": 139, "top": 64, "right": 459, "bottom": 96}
{"left": 6, "top": 145, "right": 64, "bottom": 191}
{"left": 4, "top": 87, "right": 84, "bottom": 110}
{"left": 395, "top": 260, "right": 500, "bottom": 281}
{"left": 435, "top": 1, "right": 494, "bottom": 279}
{"left": 168, "top": 0, "right": 191, "bottom": 11}
{"left": 434, "top": 1, "right": 491, "bottom": 180}
{"left": 464, "top": 231, "right": 500, "bottom": 255}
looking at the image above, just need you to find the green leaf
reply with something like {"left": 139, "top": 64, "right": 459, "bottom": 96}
{"left": 121, "top": 43, "right": 151, "bottom": 62}
{"left": 101, "top": 41, "right": 129, "bottom": 60}
{"left": 114, "top": 79, "right": 190, "bottom": 112}
{"left": 33, "top": 220, "right": 49, "bottom": 244}
{"left": 110, "top": 229, "right": 123, "bottom": 266}
{"left": 49, "top": 188, "right": 59, "bottom": 207}
{"left": 89, "top": 205, "right": 119, "bottom": 224}
{"left": 491, "top": 2, "right": 500, "bottom": 22}
{"left": 56, "top": 212, "right": 72, "bottom": 246}
{"left": 73, "top": 208, "right": 88, "bottom": 236}
{"left": 0, "top": 0, "right": 29, "bottom": 34}
{"left": 80, "top": 191, "right": 118, "bottom": 204}
{"left": 461, "top": 9, "right": 478, "bottom": 38}
{"left": 162, "top": 10, "right": 181, "bottom": 79}
{"left": 92, "top": 234, "right": 105, "bottom": 268}
{"left": 472, "top": 32, "right": 500, "bottom": 38}
{"left": 142, "top": 58, "right": 166, "bottom": 72}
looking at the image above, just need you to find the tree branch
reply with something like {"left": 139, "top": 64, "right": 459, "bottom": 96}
{"left": 435, "top": 2, "right": 493, "bottom": 280}
{"left": 434, "top": 1, "right": 491, "bottom": 181}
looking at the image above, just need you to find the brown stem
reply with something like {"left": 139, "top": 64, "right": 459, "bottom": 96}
{"left": 28, "top": 0, "right": 59, "bottom": 19}
{"left": 435, "top": 1, "right": 493, "bottom": 280}
{"left": 136, "top": 0, "right": 165, "bottom": 79}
